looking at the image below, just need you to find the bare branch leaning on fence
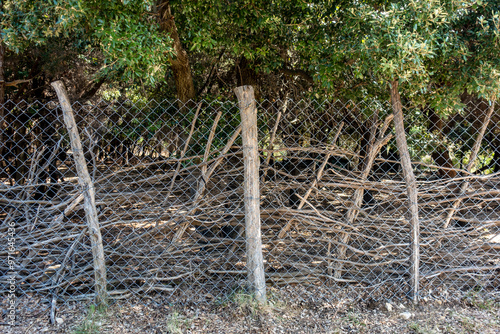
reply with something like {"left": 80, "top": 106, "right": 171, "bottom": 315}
{"left": 51, "top": 80, "right": 108, "bottom": 307}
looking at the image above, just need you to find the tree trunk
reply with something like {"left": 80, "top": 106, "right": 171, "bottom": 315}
{"left": 431, "top": 147, "right": 457, "bottom": 178}
{"left": 390, "top": 80, "right": 420, "bottom": 303}
{"left": 427, "top": 109, "right": 457, "bottom": 178}
{"left": 158, "top": 0, "right": 196, "bottom": 104}
{"left": 78, "top": 76, "right": 107, "bottom": 101}
{"left": 237, "top": 57, "right": 260, "bottom": 99}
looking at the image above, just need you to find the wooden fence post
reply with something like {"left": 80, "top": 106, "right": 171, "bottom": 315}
{"left": 234, "top": 85, "right": 267, "bottom": 304}
{"left": 51, "top": 81, "right": 108, "bottom": 306}
{"left": 390, "top": 80, "right": 420, "bottom": 304}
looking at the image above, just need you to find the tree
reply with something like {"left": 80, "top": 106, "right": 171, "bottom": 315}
{"left": 157, "top": 0, "right": 195, "bottom": 103}
{"left": 1, "top": 0, "right": 174, "bottom": 100}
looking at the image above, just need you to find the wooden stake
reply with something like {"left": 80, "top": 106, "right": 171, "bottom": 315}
{"left": 390, "top": 79, "right": 420, "bottom": 304}
{"left": 51, "top": 81, "right": 108, "bottom": 306}
{"left": 234, "top": 85, "right": 267, "bottom": 304}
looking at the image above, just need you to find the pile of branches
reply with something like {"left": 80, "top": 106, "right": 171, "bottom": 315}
{"left": 1, "top": 145, "right": 499, "bottom": 303}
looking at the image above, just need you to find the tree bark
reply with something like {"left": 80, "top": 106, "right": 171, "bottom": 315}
{"left": 78, "top": 76, "right": 107, "bottom": 101}
{"left": 431, "top": 147, "right": 457, "bottom": 178}
{"left": 158, "top": 0, "right": 196, "bottom": 104}
{"left": 237, "top": 57, "right": 260, "bottom": 99}
{"left": 390, "top": 80, "right": 420, "bottom": 304}
{"left": 280, "top": 66, "right": 314, "bottom": 84}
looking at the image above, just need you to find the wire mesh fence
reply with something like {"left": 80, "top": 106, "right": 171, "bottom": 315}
{"left": 1, "top": 96, "right": 499, "bottom": 323}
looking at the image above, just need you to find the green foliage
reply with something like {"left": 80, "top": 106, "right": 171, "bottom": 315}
{"left": 187, "top": 101, "right": 242, "bottom": 156}
{"left": 316, "top": 1, "right": 463, "bottom": 103}
{"left": 454, "top": 0, "right": 500, "bottom": 100}
{"left": 1, "top": 0, "right": 174, "bottom": 85}
{"left": 312, "top": 0, "right": 500, "bottom": 110}
{"left": 2, "top": 0, "right": 499, "bottom": 107}
{"left": 165, "top": 311, "right": 190, "bottom": 334}
{"left": 171, "top": 1, "right": 322, "bottom": 76}
{"left": 72, "top": 304, "right": 108, "bottom": 334}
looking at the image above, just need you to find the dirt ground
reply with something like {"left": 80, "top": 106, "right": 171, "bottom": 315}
{"left": 2, "top": 291, "right": 499, "bottom": 334}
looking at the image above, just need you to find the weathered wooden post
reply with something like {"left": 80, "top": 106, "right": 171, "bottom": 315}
{"left": 51, "top": 81, "right": 108, "bottom": 306}
{"left": 390, "top": 80, "right": 420, "bottom": 304}
{"left": 234, "top": 85, "right": 267, "bottom": 304}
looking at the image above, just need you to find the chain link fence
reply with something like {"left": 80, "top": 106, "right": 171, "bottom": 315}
{"left": 1, "top": 96, "right": 499, "bottom": 323}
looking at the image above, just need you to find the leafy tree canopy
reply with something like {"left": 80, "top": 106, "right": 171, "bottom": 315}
{"left": 2, "top": 0, "right": 174, "bottom": 85}
{"left": 311, "top": 0, "right": 500, "bottom": 111}
{"left": 1, "top": 0, "right": 499, "bottom": 106}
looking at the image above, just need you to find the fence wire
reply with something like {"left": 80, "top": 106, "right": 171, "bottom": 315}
{"left": 1, "top": 98, "right": 499, "bottom": 322}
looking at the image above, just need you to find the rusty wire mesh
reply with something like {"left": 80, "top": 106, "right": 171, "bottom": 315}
{"left": 1, "top": 98, "right": 499, "bottom": 321}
